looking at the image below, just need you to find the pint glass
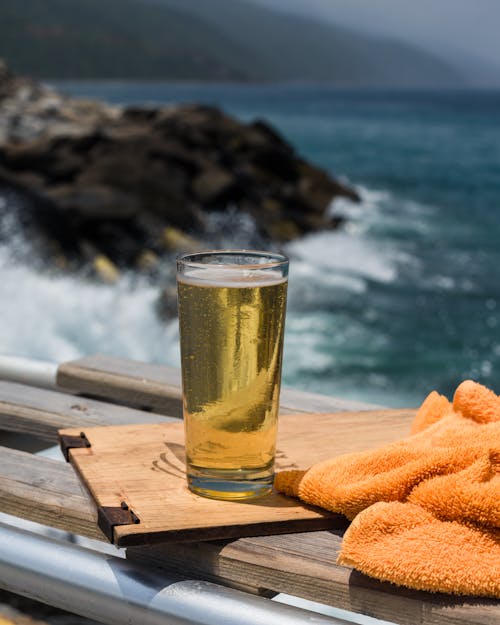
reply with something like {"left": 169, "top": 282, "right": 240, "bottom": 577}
{"left": 177, "top": 250, "right": 288, "bottom": 500}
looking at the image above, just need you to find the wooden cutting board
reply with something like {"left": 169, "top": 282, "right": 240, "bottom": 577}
{"left": 59, "top": 408, "right": 415, "bottom": 546}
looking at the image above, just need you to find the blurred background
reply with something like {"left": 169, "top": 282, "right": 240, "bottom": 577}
{"left": 1, "top": 0, "right": 499, "bottom": 407}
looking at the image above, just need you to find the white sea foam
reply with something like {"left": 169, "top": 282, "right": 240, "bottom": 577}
{"left": 329, "top": 185, "right": 392, "bottom": 219}
{"left": 289, "top": 180, "right": 444, "bottom": 294}
{"left": 0, "top": 179, "right": 429, "bottom": 412}
{"left": 0, "top": 250, "right": 180, "bottom": 367}
{"left": 287, "top": 230, "right": 398, "bottom": 285}
{"left": 330, "top": 183, "right": 438, "bottom": 241}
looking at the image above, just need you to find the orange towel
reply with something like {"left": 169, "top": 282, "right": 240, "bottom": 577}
{"left": 274, "top": 380, "right": 500, "bottom": 597}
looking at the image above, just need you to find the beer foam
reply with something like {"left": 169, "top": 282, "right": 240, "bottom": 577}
{"left": 178, "top": 267, "right": 287, "bottom": 288}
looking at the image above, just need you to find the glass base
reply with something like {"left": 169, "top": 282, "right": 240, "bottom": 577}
{"left": 186, "top": 467, "right": 274, "bottom": 501}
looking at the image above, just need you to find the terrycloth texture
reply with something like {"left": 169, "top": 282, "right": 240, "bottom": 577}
{"left": 274, "top": 380, "right": 500, "bottom": 597}
{"left": 338, "top": 502, "right": 500, "bottom": 597}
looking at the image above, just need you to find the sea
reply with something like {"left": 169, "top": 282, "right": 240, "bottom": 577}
{"left": 1, "top": 83, "right": 500, "bottom": 408}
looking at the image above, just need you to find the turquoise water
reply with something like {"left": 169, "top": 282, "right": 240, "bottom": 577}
{"left": 4, "top": 83, "right": 500, "bottom": 407}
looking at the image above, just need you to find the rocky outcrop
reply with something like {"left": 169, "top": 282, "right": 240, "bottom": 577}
{"left": 0, "top": 61, "right": 360, "bottom": 273}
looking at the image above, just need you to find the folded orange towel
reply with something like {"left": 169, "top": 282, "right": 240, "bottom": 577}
{"left": 274, "top": 380, "right": 500, "bottom": 597}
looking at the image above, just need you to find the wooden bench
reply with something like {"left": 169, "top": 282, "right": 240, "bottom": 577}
{"left": 0, "top": 354, "right": 498, "bottom": 625}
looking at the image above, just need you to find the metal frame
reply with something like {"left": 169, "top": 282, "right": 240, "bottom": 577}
{"left": 0, "top": 355, "right": 57, "bottom": 389}
{"left": 0, "top": 521, "right": 349, "bottom": 625}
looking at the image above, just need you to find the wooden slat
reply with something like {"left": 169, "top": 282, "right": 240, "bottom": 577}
{"left": 1, "top": 447, "right": 496, "bottom": 625}
{"left": 0, "top": 446, "right": 102, "bottom": 539}
{"left": 128, "top": 536, "right": 498, "bottom": 625}
{"left": 57, "top": 354, "right": 183, "bottom": 417}
{"left": 280, "top": 387, "right": 380, "bottom": 413}
{"left": 0, "top": 447, "right": 274, "bottom": 597}
{"left": 0, "top": 381, "right": 175, "bottom": 442}
{"left": 56, "top": 354, "right": 380, "bottom": 415}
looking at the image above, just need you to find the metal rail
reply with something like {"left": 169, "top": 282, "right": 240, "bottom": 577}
{"left": 0, "top": 355, "right": 57, "bottom": 389}
{"left": 0, "top": 521, "right": 349, "bottom": 625}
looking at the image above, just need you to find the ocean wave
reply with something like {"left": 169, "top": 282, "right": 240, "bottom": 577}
{"left": 0, "top": 173, "right": 486, "bottom": 410}
{"left": 286, "top": 229, "right": 399, "bottom": 285}
{"left": 328, "top": 186, "right": 388, "bottom": 240}
{"left": 330, "top": 183, "right": 439, "bottom": 241}
{"left": 0, "top": 250, "right": 180, "bottom": 366}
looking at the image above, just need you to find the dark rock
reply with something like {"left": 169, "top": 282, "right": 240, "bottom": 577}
{"left": 248, "top": 119, "right": 292, "bottom": 150}
{"left": 263, "top": 219, "right": 302, "bottom": 241}
{"left": 1, "top": 140, "right": 53, "bottom": 172}
{"left": 146, "top": 139, "right": 202, "bottom": 174}
{"left": 8, "top": 171, "right": 46, "bottom": 191}
{"left": 192, "top": 166, "right": 237, "bottom": 205}
{"left": 0, "top": 62, "right": 361, "bottom": 272}
{"left": 45, "top": 184, "right": 140, "bottom": 219}
{"left": 48, "top": 148, "right": 86, "bottom": 182}
{"left": 123, "top": 105, "right": 158, "bottom": 122}
{"left": 156, "top": 285, "right": 179, "bottom": 320}
{"left": 249, "top": 144, "right": 298, "bottom": 181}
{"left": 298, "top": 160, "right": 361, "bottom": 205}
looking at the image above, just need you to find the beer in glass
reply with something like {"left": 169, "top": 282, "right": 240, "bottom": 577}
{"left": 177, "top": 250, "right": 288, "bottom": 500}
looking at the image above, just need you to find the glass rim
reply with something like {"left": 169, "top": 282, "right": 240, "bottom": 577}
{"left": 176, "top": 249, "right": 289, "bottom": 271}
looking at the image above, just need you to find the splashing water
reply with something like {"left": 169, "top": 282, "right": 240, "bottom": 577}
{"left": 3, "top": 84, "right": 500, "bottom": 407}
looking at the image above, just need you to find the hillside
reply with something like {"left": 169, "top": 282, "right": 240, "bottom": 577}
{"left": 0, "top": 0, "right": 258, "bottom": 80}
{"left": 154, "top": 0, "right": 463, "bottom": 86}
{"left": 0, "top": 0, "right": 463, "bottom": 85}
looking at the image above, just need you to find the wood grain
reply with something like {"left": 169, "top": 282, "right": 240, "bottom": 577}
{"left": 0, "top": 446, "right": 102, "bottom": 539}
{"left": 57, "top": 354, "right": 183, "bottom": 417}
{"left": 56, "top": 354, "right": 380, "bottom": 416}
{"left": 0, "top": 381, "right": 175, "bottom": 442}
{"left": 128, "top": 534, "right": 499, "bottom": 625}
{"left": 280, "top": 386, "right": 380, "bottom": 413}
{"left": 59, "top": 409, "right": 414, "bottom": 546}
